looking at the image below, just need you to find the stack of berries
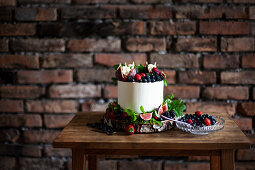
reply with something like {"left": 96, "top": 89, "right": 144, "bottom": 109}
{"left": 178, "top": 111, "right": 217, "bottom": 127}
{"left": 113, "top": 62, "right": 166, "bottom": 84}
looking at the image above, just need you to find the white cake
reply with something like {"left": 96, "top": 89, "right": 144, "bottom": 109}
{"left": 118, "top": 80, "right": 164, "bottom": 113}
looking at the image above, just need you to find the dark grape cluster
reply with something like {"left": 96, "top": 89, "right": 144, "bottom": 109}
{"left": 87, "top": 120, "right": 117, "bottom": 135}
{"left": 178, "top": 114, "right": 217, "bottom": 127}
{"left": 162, "top": 110, "right": 176, "bottom": 120}
{"left": 138, "top": 71, "right": 164, "bottom": 83}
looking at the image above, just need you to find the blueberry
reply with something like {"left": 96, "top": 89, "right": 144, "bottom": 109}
{"left": 150, "top": 75, "right": 155, "bottom": 79}
{"left": 151, "top": 78, "right": 156, "bottom": 82}
{"left": 139, "top": 79, "right": 143, "bottom": 82}
{"left": 147, "top": 78, "right": 151, "bottom": 82}
{"left": 142, "top": 78, "right": 147, "bottom": 83}
{"left": 146, "top": 74, "right": 150, "bottom": 79}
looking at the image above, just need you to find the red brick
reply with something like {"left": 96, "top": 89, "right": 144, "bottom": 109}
{"left": 77, "top": 69, "right": 115, "bottom": 83}
{"left": 237, "top": 102, "right": 255, "bottom": 116}
{"left": 250, "top": 6, "right": 255, "bottom": 19}
{"left": 119, "top": 6, "right": 172, "bottom": 19}
{"left": 42, "top": 54, "right": 92, "bottom": 68}
{"left": 221, "top": 38, "right": 255, "bottom": 52}
{"left": 0, "top": 39, "right": 8, "bottom": 52}
{"left": 0, "top": 8, "right": 12, "bottom": 21}
{"left": 242, "top": 54, "right": 255, "bottom": 68}
{"left": 82, "top": 102, "right": 108, "bottom": 112}
{"left": 236, "top": 163, "right": 255, "bottom": 170}
{"left": 19, "top": 158, "right": 65, "bottom": 170}
{"left": 246, "top": 134, "right": 255, "bottom": 144}
{"left": 44, "top": 115, "right": 74, "bottom": 128}
{"left": 149, "top": 21, "right": 196, "bottom": 35}
{"left": 202, "top": 86, "right": 249, "bottom": 100}
{"left": 237, "top": 149, "right": 255, "bottom": 160}
{"left": 200, "top": 21, "right": 249, "bottom": 35}
{"left": 104, "top": 85, "right": 117, "bottom": 98}
{"left": 10, "top": 39, "right": 65, "bottom": 52}
{"left": 130, "top": 0, "right": 170, "bottom": 2}
{"left": 221, "top": 71, "right": 255, "bottom": 84}
{"left": 23, "top": 130, "right": 60, "bottom": 143}
{"left": 203, "top": 55, "right": 239, "bottom": 69}
{"left": 95, "top": 53, "right": 146, "bottom": 67}
{"left": 62, "top": 6, "right": 116, "bottom": 19}
{"left": 174, "top": 5, "right": 247, "bottom": 19}
{"left": 251, "top": 23, "right": 255, "bottom": 35}
{"left": 74, "top": 0, "right": 125, "bottom": 3}
{"left": 0, "top": 129, "right": 19, "bottom": 142}
{"left": 0, "top": 86, "right": 44, "bottom": 99}
{"left": 0, "top": 55, "right": 39, "bottom": 69}
{"left": 0, "top": 24, "right": 35, "bottom": 36}
{"left": 0, "top": 0, "right": 16, "bottom": 6}
{"left": 0, "top": 100, "right": 23, "bottom": 112}
{"left": 15, "top": 8, "right": 57, "bottom": 21}
{"left": 0, "top": 144, "right": 41, "bottom": 157}
{"left": 49, "top": 85, "right": 101, "bottom": 98}
{"left": 38, "top": 21, "right": 144, "bottom": 37}
{"left": 0, "top": 157, "right": 16, "bottom": 170}
{"left": 26, "top": 100, "right": 77, "bottom": 113}
{"left": 67, "top": 39, "right": 120, "bottom": 52}
{"left": 186, "top": 102, "right": 236, "bottom": 116}
{"left": 18, "top": 0, "right": 71, "bottom": 3}
{"left": 44, "top": 145, "right": 71, "bottom": 157}
{"left": 176, "top": 38, "right": 217, "bottom": 52}
{"left": 161, "top": 70, "right": 176, "bottom": 84}
{"left": 232, "top": 117, "right": 252, "bottom": 131}
{"left": 177, "top": 0, "right": 222, "bottom": 2}
{"left": 150, "top": 53, "right": 199, "bottom": 68}
{"left": 179, "top": 71, "right": 216, "bottom": 84}
{"left": 227, "top": 0, "right": 255, "bottom": 3}
{"left": 165, "top": 162, "right": 209, "bottom": 170}
{"left": 0, "top": 114, "right": 42, "bottom": 127}
{"left": 119, "top": 160, "right": 161, "bottom": 170}
{"left": 165, "top": 86, "right": 200, "bottom": 99}
{"left": 17, "top": 70, "right": 72, "bottom": 84}
{"left": 125, "top": 38, "right": 166, "bottom": 52}
{"left": 98, "top": 160, "right": 117, "bottom": 170}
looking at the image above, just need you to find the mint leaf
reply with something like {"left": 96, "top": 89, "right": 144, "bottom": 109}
{"left": 140, "top": 105, "right": 146, "bottom": 113}
{"left": 112, "top": 77, "right": 117, "bottom": 85}
{"left": 163, "top": 79, "right": 167, "bottom": 87}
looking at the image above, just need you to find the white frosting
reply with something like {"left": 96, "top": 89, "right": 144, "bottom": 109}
{"left": 118, "top": 81, "right": 164, "bottom": 113}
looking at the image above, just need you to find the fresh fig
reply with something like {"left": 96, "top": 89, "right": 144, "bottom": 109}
{"left": 115, "top": 67, "right": 124, "bottom": 80}
{"left": 128, "top": 67, "right": 137, "bottom": 78}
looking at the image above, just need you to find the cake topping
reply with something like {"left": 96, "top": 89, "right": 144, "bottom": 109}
{"left": 113, "top": 62, "right": 167, "bottom": 86}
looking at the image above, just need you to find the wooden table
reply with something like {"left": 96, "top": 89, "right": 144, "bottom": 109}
{"left": 53, "top": 112, "right": 250, "bottom": 170}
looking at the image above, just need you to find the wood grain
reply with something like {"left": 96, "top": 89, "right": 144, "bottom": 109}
{"left": 210, "top": 155, "right": 220, "bottom": 170}
{"left": 88, "top": 155, "right": 97, "bottom": 170}
{"left": 72, "top": 149, "right": 86, "bottom": 170}
{"left": 221, "top": 149, "right": 234, "bottom": 170}
{"left": 53, "top": 112, "right": 250, "bottom": 151}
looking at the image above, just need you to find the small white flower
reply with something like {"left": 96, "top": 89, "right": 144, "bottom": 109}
{"left": 147, "top": 62, "right": 157, "bottom": 73}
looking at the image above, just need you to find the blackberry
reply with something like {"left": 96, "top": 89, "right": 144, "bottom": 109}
{"left": 150, "top": 75, "right": 155, "bottom": 79}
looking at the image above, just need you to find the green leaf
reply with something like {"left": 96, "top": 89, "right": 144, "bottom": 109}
{"left": 136, "top": 64, "right": 145, "bottom": 73}
{"left": 112, "top": 77, "right": 117, "bottom": 85}
{"left": 163, "top": 79, "right": 167, "bottom": 87}
{"left": 113, "top": 64, "right": 119, "bottom": 70}
{"left": 140, "top": 105, "right": 146, "bottom": 113}
{"left": 125, "top": 108, "right": 135, "bottom": 117}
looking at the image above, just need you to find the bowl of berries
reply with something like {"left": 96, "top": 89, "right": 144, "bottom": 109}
{"left": 174, "top": 111, "right": 225, "bottom": 135}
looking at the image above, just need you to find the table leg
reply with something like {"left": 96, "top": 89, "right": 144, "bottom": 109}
{"left": 210, "top": 155, "right": 220, "bottom": 170}
{"left": 88, "top": 155, "right": 98, "bottom": 170}
{"left": 221, "top": 149, "right": 234, "bottom": 170}
{"left": 72, "top": 149, "right": 86, "bottom": 170}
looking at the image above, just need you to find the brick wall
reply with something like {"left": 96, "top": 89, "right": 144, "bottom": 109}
{"left": 0, "top": 0, "right": 255, "bottom": 169}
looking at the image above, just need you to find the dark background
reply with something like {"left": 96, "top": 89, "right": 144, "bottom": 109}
{"left": 0, "top": 0, "right": 254, "bottom": 169}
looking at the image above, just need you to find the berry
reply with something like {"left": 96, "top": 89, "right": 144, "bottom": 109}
{"left": 108, "top": 112, "right": 116, "bottom": 119}
{"left": 125, "top": 125, "right": 135, "bottom": 135}
{"left": 203, "top": 118, "right": 211, "bottom": 126}
{"left": 147, "top": 78, "right": 151, "bottom": 82}
{"left": 142, "top": 78, "right": 147, "bottom": 83}
{"left": 135, "top": 74, "right": 142, "bottom": 82}
{"left": 139, "top": 79, "right": 143, "bottom": 82}
{"left": 140, "top": 73, "right": 146, "bottom": 77}
{"left": 151, "top": 78, "right": 155, "bottom": 82}
{"left": 122, "top": 112, "right": 128, "bottom": 118}
{"left": 146, "top": 74, "right": 150, "bottom": 79}
{"left": 186, "top": 119, "right": 193, "bottom": 124}
{"left": 162, "top": 104, "right": 168, "bottom": 112}
{"left": 122, "top": 76, "right": 127, "bottom": 82}
{"left": 195, "top": 111, "right": 202, "bottom": 116}
{"left": 152, "top": 67, "right": 158, "bottom": 72}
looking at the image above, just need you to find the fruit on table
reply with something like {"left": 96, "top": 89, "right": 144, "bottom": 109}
{"left": 195, "top": 111, "right": 202, "bottom": 116}
{"left": 125, "top": 125, "right": 135, "bottom": 135}
{"left": 186, "top": 119, "right": 193, "bottom": 124}
{"left": 178, "top": 112, "right": 217, "bottom": 127}
{"left": 203, "top": 118, "right": 211, "bottom": 126}
{"left": 140, "top": 112, "right": 152, "bottom": 121}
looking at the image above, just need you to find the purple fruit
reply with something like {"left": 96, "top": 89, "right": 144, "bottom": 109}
{"left": 128, "top": 67, "right": 137, "bottom": 78}
{"left": 115, "top": 67, "right": 124, "bottom": 80}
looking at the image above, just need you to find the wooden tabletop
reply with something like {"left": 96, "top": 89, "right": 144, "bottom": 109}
{"left": 53, "top": 112, "right": 250, "bottom": 151}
